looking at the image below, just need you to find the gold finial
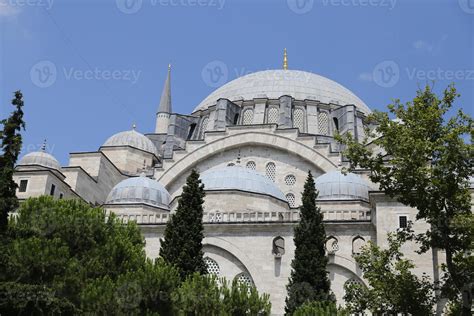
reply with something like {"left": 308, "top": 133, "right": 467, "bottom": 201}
{"left": 283, "top": 48, "right": 288, "bottom": 70}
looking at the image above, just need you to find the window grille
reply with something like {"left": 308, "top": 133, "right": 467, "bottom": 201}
{"left": 204, "top": 257, "right": 220, "bottom": 275}
{"left": 285, "top": 174, "right": 296, "bottom": 186}
{"left": 286, "top": 193, "right": 296, "bottom": 207}
{"left": 293, "top": 108, "right": 305, "bottom": 132}
{"left": 242, "top": 109, "right": 254, "bottom": 125}
{"left": 319, "top": 112, "right": 329, "bottom": 135}
{"left": 267, "top": 107, "right": 279, "bottom": 124}
{"left": 246, "top": 161, "right": 256, "bottom": 170}
{"left": 265, "top": 162, "right": 276, "bottom": 181}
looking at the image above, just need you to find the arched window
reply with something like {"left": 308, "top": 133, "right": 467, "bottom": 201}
{"left": 344, "top": 278, "right": 363, "bottom": 294}
{"left": 242, "top": 109, "right": 254, "bottom": 125}
{"left": 285, "top": 193, "right": 296, "bottom": 207}
{"left": 233, "top": 113, "right": 240, "bottom": 125}
{"left": 325, "top": 236, "right": 339, "bottom": 254}
{"left": 199, "top": 117, "right": 209, "bottom": 138}
{"left": 266, "top": 107, "right": 279, "bottom": 124}
{"left": 293, "top": 108, "right": 305, "bottom": 132}
{"left": 352, "top": 236, "right": 365, "bottom": 255}
{"left": 265, "top": 162, "right": 276, "bottom": 182}
{"left": 235, "top": 272, "right": 253, "bottom": 287}
{"left": 272, "top": 236, "right": 285, "bottom": 257}
{"left": 284, "top": 174, "right": 296, "bottom": 186}
{"left": 318, "top": 111, "right": 329, "bottom": 135}
{"left": 204, "top": 257, "right": 220, "bottom": 276}
{"left": 246, "top": 161, "right": 256, "bottom": 170}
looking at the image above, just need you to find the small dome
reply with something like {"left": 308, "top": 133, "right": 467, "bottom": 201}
{"left": 315, "top": 171, "right": 371, "bottom": 201}
{"left": 18, "top": 151, "right": 61, "bottom": 170}
{"left": 106, "top": 175, "right": 171, "bottom": 209}
{"left": 200, "top": 166, "right": 286, "bottom": 201}
{"left": 103, "top": 129, "right": 157, "bottom": 155}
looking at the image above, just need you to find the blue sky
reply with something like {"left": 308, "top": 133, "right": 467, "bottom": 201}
{"left": 1, "top": 0, "right": 473, "bottom": 164}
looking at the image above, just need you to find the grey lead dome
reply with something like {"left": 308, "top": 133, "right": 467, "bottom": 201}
{"left": 18, "top": 151, "right": 61, "bottom": 170}
{"left": 194, "top": 70, "right": 371, "bottom": 114}
{"left": 106, "top": 175, "right": 171, "bottom": 209}
{"left": 103, "top": 129, "right": 158, "bottom": 155}
{"left": 200, "top": 166, "right": 286, "bottom": 201}
{"left": 315, "top": 171, "right": 371, "bottom": 201}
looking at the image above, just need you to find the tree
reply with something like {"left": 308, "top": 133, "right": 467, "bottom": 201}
{"left": 343, "top": 232, "right": 435, "bottom": 315}
{"left": 160, "top": 169, "right": 207, "bottom": 279}
{"left": 293, "top": 301, "right": 349, "bottom": 316}
{"left": 0, "top": 196, "right": 145, "bottom": 314}
{"left": 0, "top": 90, "right": 25, "bottom": 233}
{"left": 285, "top": 171, "right": 333, "bottom": 315}
{"left": 337, "top": 84, "right": 473, "bottom": 314}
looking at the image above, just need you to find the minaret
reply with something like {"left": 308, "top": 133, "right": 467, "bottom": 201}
{"left": 283, "top": 48, "right": 288, "bottom": 70}
{"left": 155, "top": 64, "right": 172, "bottom": 134}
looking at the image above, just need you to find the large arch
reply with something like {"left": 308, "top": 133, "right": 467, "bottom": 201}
{"left": 202, "top": 236, "right": 264, "bottom": 289}
{"left": 158, "top": 131, "right": 337, "bottom": 188}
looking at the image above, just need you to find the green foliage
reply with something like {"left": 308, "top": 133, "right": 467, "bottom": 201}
{"left": 160, "top": 169, "right": 207, "bottom": 280}
{"left": 1, "top": 196, "right": 272, "bottom": 315}
{"left": 0, "top": 196, "right": 145, "bottom": 314}
{"left": 293, "top": 301, "right": 349, "bottom": 316}
{"left": 285, "top": 171, "right": 333, "bottom": 315}
{"left": 343, "top": 232, "right": 435, "bottom": 315}
{"left": 337, "top": 84, "right": 473, "bottom": 314}
{"left": 173, "top": 273, "right": 271, "bottom": 316}
{"left": 0, "top": 90, "right": 26, "bottom": 232}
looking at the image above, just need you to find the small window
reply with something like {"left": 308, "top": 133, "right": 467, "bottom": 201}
{"left": 272, "top": 236, "right": 285, "bottom": 256}
{"left": 187, "top": 123, "right": 197, "bottom": 140}
{"left": 333, "top": 117, "right": 339, "bottom": 132}
{"left": 399, "top": 216, "right": 408, "bottom": 228}
{"left": 242, "top": 109, "right": 254, "bottom": 125}
{"left": 319, "top": 111, "right": 329, "bottom": 135}
{"left": 246, "top": 161, "right": 256, "bottom": 170}
{"left": 267, "top": 107, "right": 279, "bottom": 124}
{"left": 325, "top": 236, "right": 339, "bottom": 254}
{"left": 50, "top": 184, "right": 56, "bottom": 196}
{"left": 286, "top": 193, "right": 296, "bottom": 207}
{"left": 19, "top": 180, "right": 28, "bottom": 192}
{"left": 265, "top": 162, "right": 276, "bottom": 182}
{"left": 284, "top": 174, "right": 296, "bottom": 186}
{"left": 204, "top": 257, "right": 220, "bottom": 276}
{"left": 235, "top": 272, "right": 253, "bottom": 287}
{"left": 233, "top": 113, "right": 239, "bottom": 125}
{"left": 59, "top": 193, "right": 64, "bottom": 200}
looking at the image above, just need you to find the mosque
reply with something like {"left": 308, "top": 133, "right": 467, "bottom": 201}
{"left": 13, "top": 51, "right": 457, "bottom": 314}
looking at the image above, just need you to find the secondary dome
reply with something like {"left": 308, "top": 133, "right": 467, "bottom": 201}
{"left": 18, "top": 151, "right": 61, "bottom": 170}
{"left": 106, "top": 175, "right": 171, "bottom": 209}
{"left": 103, "top": 129, "right": 157, "bottom": 155}
{"left": 315, "top": 171, "right": 371, "bottom": 201}
{"left": 200, "top": 166, "right": 286, "bottom": 201}
{"left": 194, "top": 70, "right": 370, "bottom": 114}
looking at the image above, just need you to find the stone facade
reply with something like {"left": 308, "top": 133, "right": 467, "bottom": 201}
{"left": 14, "top": 68, "right": 471, "bottom": 315}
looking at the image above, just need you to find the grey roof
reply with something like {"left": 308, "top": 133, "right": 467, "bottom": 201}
{"left": 106, "top": 175, "right": 171, "bottom": 209}
{"left": 103, "top": 129, "right": 158, "bottom": 155}
{"left": 194, "top": 69, "right": 370, "bottom": 114}
{"left": 157, "top": 65, "right": 172, "bottom": 113}
{"left": 200, "top": 166, "right": 286, "bottom": 201}
{"left": 315, "top": 171, "right": 371, "bottom": 201}
{"left": 18, "top": 151, "right": 61, "bottom": 170}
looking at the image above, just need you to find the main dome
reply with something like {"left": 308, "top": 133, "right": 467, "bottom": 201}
{"left": 194, "top": 70, "right": 370, "bottom": 114}
{"left": 200, "top": 166, "right": 286, "bottom": 201}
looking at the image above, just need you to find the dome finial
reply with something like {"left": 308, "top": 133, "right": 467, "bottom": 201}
{"left": 283, "top": 48, "right": 288, "bottom": 70}
{"left": 41, "top": 139, "right": 47, "bottom": 152}
{"left": 132, "top": 123, "right": 136, "bottom": 131}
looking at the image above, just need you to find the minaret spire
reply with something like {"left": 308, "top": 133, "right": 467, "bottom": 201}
{"left": 157, "top": 64, "right": 172, "bottom": 114}
{"left": 155, "top": 64, "right": 173, "bottom": 134}
{"left": 283, "top": 48, "right": 288, "bottom": 70}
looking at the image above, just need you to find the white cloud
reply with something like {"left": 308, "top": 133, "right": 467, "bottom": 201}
{"left": 0, "top": 3, "right": 21, "bottom": 17}
{"left": 358, "top": 72, "right": 372, "bottom": 82}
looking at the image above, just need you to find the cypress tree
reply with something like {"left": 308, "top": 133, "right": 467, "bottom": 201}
{"left": 0, "top": 91, "right": 25, "bottom": 233}
{"left": 159, "top": 169, "right": 207, "bottom": 279}
{"left": 285, "top": 171, "right": 332, "bottom": 315}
